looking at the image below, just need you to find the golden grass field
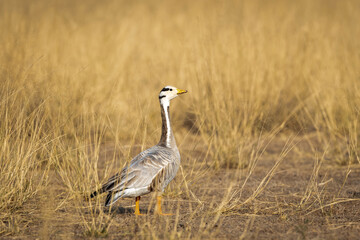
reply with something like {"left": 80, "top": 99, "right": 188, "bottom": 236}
{"left": 1, "top": 0, "right": 360, "bottom": 239}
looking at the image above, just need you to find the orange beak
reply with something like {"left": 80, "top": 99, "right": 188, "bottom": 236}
{"left": 176, "top": 89, "right": 188, "bottom": 95}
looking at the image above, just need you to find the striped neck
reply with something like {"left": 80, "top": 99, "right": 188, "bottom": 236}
{"left": 158, "top": 100, "right": 176, "bottom": 148}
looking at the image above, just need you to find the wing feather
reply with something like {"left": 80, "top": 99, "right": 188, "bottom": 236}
{"left": 97, "top": 145, "right": 180, "bottom": 204}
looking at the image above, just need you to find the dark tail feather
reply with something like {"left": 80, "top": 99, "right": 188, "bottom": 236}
{"left": 90, "top": 188, "right": 105, "bottom": 199}
{"left": 90, "top": 181, "right": 116, "bottom": 199}
{"left": 105, "top": 192, "right": 113, "bottom": 206}
{"left": 90, "top": 191, "right": 98, "bottom": 198}
{"left": 84, "top": 190, "right": 100, "bottom": 201}
{"left": 104, "top": 191, "right": 123, "bottom": 206}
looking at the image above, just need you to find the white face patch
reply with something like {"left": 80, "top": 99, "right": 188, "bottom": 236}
{"left": 159, "top": 86, "right": 178, "bottom": 102}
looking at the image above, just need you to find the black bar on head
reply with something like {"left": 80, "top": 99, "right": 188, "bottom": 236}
{"left": 161, "top": 88, "right": 170, "bottom": 92}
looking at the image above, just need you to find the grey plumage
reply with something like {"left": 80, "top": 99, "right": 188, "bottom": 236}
{"left": 90, "top": 86, "right": 187, "bottom": 207}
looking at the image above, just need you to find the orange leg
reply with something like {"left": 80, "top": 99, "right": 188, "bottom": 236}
{"left": 134, "top": 196, "right": 145, "bottom": 216}
{"left": 156, "top": 196, "right": 172, "bottom": 216}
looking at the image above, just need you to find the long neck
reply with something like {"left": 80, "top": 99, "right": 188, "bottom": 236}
{"left": 158, "top": 100, "right": 177, "bottom": 148}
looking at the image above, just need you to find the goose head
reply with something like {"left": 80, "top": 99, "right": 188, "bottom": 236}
{"left": 159, "top": 86, "right": 187, "bottom": 105}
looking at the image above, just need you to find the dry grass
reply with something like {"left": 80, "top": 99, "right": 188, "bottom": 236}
{"left": 0, "top": 0, "right": 360, "bottom": 238}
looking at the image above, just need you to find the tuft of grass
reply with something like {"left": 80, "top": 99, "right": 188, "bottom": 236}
{"left": 215, "top": 133, "right": 299, "bottom": 214}
{"left": 0, "top": 88, "right": 53, "bottom": 235}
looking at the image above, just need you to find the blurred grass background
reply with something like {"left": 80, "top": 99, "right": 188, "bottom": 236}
{"left": 0, "top": 0, "right": 359, "bottom": 237}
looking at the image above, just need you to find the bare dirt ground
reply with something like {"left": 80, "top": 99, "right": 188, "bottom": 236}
{"left": 6, "top": 135, "right": 360, "bottom": 240}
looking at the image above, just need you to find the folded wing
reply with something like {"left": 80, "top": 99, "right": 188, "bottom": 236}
{"left": 99, "top": 146, "right": 179, "bottom": 206}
